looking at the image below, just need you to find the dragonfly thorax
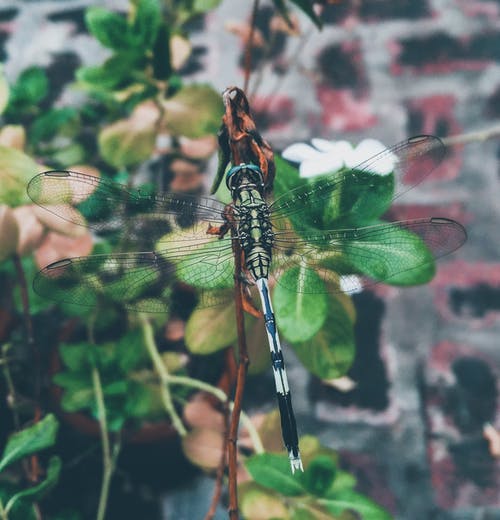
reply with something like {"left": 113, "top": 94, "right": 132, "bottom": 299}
{"left": 229, "top": 166, "right": 274, "bottom": 281}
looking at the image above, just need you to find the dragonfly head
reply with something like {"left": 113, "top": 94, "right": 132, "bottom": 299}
{"left": 226, "top": 163, "right": 265, "bottom": 194}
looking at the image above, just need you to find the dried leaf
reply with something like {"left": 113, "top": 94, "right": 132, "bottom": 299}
{"left": 12, "top": 206, "right": 44, "bottom": 256}
{"left": 98, "top": 101, "right": 159, "bottom": 168}
{"left": 182, "top": 427, "right": 224, "bottom": 470}
{"left": 34, "top": 231, "right": 93, "bottom": 270}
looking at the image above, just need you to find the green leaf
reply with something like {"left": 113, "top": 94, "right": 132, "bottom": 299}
{"left": 327, "top": 170, "right": 394, "bottom": 228}
{"left": 117, "top": 328, "right": 149, "bottom": 372}
{"left": 7, "top": 67, "right": 48, "bottom": 112}
{"left": 289, "top": 0, "right": 323, "bottom": 29}
{"left": 6, "top": 456, "right": 61, "bottom": 507}
{"left": 245, "top": 453, "right": 307, "bottom": 496}
{"left": 133, "top": 0, "right": 161, "bottom": 49}
{"left": 342, "top": 223, "right": 435, "bottom": 286}
{"left": 0, "top": 414, "right": 59, "bottom": 472}
{"left": 29, "top": 108, "right": 79, "bottom": 144}
{"left": 98, "top": 113, "right": 156, "bottom": 168}
{"left": 53, "top": 371, "right": 92, "bottom": 391}
{"left": 274, "top": 267, "right": 327, "bottom": 342}
{"left": 300, "top": 455, "right": 337, "bottom": 496}
{"left": 321, "top": 489, "right": 393, "bottom": 520}
{"left": 292, "top": 293, "right": 355, "bottom": 379}
{"left": 76, "top": 55, "right": 138, "bottom": 91}
{"left": 103, "top": 380, "right": 127, "bottom": 396}
{"left": 274, "top": 155, "right": 307, "bottom": 199}
{"left": 50, "top": 143, "right": 87, "bottom": 167}
{"left": 125, "top": 381, "right": 164, "bottom": 418}
{"left": 0, "top": 146, "right": 42, "bottom": 206}
{"left": 60, "top": 386, "right": 95, "bottom": 413}
{"left": 185, "top": 302, "right": 237, "bottom": 354}
{"left": 163, "top": 84, "right": 223, "bottom": 138}
{"left": 59, "top": 343, "right": 92, "bottom": 372}
{"left": 85, "top": 7, "right": 132, "bottom": 50}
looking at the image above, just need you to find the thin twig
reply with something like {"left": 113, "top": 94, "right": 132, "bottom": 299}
{"left": 441, "top": 124, "right": 500, "bottom": 147}
{"left": 243, "top": 0, "right": 260, "bottom": 94}
{"left": 204, "top": 400, "right": 230, "bottom": 520}
{"left": 228, "top": 237, "right": 249, "bottom": 520}
{"left": 92, "top": 365, "right": 114, "bottom": 520}
{"left": 140, "top": 314, "right": 187, "bottom": 436}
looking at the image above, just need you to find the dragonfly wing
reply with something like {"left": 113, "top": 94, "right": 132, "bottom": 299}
{"left": 269, "top": 135, "right": 445, "bottom": 226}
{"left": 271, "top": 217, "right": 466, "bottom": 294}
{"left": 34, "top": 252, "right": 172, "bottom": 313}
{"left": 34, "top": 232, "right": 236, "bottom": 312}
{"left": 27, "top": 170, "right": 228, "bottom": 235}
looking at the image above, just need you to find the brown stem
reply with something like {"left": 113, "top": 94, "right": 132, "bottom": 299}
{"left": 227, "top": 237, "right": 249, "bottom": 520}
{"left": 12, "top": 254, "right": 41, "bottom": 483}
{"left": 243, "top": 0, "right": 260, "bottom": 94}
{"left": 204, "top": 399, "right": 230, "bottom": 520}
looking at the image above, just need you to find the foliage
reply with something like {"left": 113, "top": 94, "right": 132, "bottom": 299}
{"left": 240, "top": 433, "right": 392, "bottom": 520}
{"left": 0, "top": 415, "right": 61, "bottom": 519}
{"left": 53, "top": 330, "right": 189, "bottom": 429}
{"left": 0, "top": 0, "right": 415, "bottom": 517}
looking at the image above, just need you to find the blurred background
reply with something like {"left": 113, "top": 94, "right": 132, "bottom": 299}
{"left": 0, "top": 1, "right": 499, "bottom": 519}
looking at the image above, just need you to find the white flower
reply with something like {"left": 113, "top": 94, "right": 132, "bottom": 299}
{"left": 339, "top": 275, "right": 363, "bottom": 295}
{"left": 282, "top": 137, "right": 397, "bottom": 178}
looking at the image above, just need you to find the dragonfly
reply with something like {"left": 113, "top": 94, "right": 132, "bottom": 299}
{"left": 27, "top": 134, "right": 466, "bottom": 473}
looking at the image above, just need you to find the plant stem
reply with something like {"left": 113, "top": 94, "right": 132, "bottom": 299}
{"left": 139, "top": 314, "right": 187, "bottom": 436}
{"left": 228, "top": 238, "right": 249, "bottom": 520}
{"left": 92, "top": 365, "right": 116, "bottom": 520}
{"left": 441, "top": 124, "right": 500, "bottom": 147}
{"left": 204, "top": 400, "right": 230, "bottom": 520}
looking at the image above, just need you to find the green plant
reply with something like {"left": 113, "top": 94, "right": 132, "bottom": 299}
{"left": 0, "top": 0, "right": 427, "bottom": 518}
{"left": 0, "top": 414, "right": 60, "bottom": 520}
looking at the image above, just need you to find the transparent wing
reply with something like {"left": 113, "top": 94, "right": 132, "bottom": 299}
{"left": 269, "top": 135, "right": 445, "bottom": 226}
{"left": 27, "top": 170, "right": 228, "bottom": 237}
{"left": 33, "top": 230, "right": 236, "bottom": 312}
{"left": 271, "top": 218, "right": 466, "bottom": 294}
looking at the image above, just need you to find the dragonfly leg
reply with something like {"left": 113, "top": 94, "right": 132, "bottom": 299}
{"left": 241, "top": 289, "right": 261, "bottom": 318}
{"left": 256, "top": 277, "right": 303, "bottom": 473}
